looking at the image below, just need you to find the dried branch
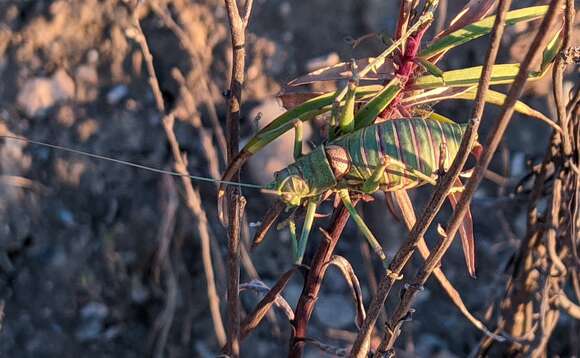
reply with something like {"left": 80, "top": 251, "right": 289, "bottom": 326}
{"left": 150, "top": 177, "right": 178, "bottom": 358}
{"left": 556, "top": 291, "right": 580, "bottom": 319}
{"left": 239, "top": 279, "right": 295, "bottom": 322}
{"left": 349, "top": 0, "right": 514, "bottom": 355}
{"left": 130, "top": 8, "right": 227, "bottom": 348}
{"left": 325, "top": 255, "right": 366, "bottom": 329}
{"left": 374, "top": 0, "right": 564, "bottom": 353}
{"left": 240, "top": 266, "right": 303, "bottom": 339}
{"left": 392, "top": 190, "right": 503, "bottom": 341}
{"left": 149, "top": 2, "right": 228, "bottom": 162}
{"left": 552, "top": 0, "right": 575, "bottom": 156}
{"left": 223, "top": 0, "right": 254, "bottom": 355}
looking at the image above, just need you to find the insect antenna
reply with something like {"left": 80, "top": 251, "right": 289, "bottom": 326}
{"left": 0, "top": 135, "right": 265, "bottom": 191}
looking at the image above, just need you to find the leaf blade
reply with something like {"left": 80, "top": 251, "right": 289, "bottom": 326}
{"left": 411, "top": 63, "right": 545, "bottom": 89}
{"left": 420, "top": 6, "right": 549, "bottom": 59}
{"left": 288, "top": 57, "right": 394, "bottom": 86}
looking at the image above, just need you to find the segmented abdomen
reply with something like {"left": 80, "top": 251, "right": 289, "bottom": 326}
{"left": 331, "top": 118, "right": 466, "bottom": 191}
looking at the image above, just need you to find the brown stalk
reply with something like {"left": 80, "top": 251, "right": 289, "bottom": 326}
{"left": 223, "top": 1, "right": 254, "bottom": 356}
{"left": 349, "top": 0, "right": 514, "bottom": 355}
{"left": 149, "top": 2, "right": 228, "bottom": 162}
{"left": 131, "top": 8, "right": 227, "bottom": 348}
{"left": 552, "top": 0, "right": 575, "bottom": 156}
{"left": 289, "top": 201, "right": 357, "bottom": 358}
{"left": 477, "top": 2, "right": 577, "bottom": 354}
{"left": 392, "top": 190, "right": 501, "bottom": 340}
{"left": 149, "top": 176, "right": 179, "bottom": 358}
{"left": 374, "top": 0, "right": 564, "bottom": 353}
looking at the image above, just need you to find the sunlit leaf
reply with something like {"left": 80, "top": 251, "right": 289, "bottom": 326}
{"left": 417, "top": 57, "right": 445, "bottom": 80}
{"left": 288, "top": 57, "right": 394, "bottom": 86}
{"left": 402, "top": 86, "right": 475, "bottom": 105}
{"left": 434, "top": 0, "right": 496, "bottom": 41}
{"left": 278, "top": 92, "right": 325, "bottom": 110}
{"left": 541, "top": 28, "right": 563, "bottom": 71}
{"left": 420, "top": 6, "right": 549, "bottom": 59}
{"left": 450, "top": 88, "right": 560, "bottom": 131}
{"left": 411, "top": 63, "right": 544, "bottom": 89}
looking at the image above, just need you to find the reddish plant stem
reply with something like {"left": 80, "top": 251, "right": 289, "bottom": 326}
{"left": 289, "top": 201, "right": 357, "bottom": 358}
{"left": 397, "top": 28, "right": 427, "bottom": 79}
{"left": 380, "top": 28, "right": 429, "bottom": 120}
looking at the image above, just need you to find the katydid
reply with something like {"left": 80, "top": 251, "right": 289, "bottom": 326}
{"left": 2, "top": 115, "right": 480, "bottom": 277}
{"left": 219, "top": 117, "right": 480, "bottom": 276}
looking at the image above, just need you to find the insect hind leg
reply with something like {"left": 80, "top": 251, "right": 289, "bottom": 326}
{"left": 338, "top": 189, "right": 388, "bottom": 269}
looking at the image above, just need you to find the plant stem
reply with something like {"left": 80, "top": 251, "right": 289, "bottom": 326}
{"left": 349, "top": 0, "right": 514, "bottom": 355}
{"left": 375, "top": 0, "right": 563, "bottom": 353}
{"left": 223, "top": 0, "right": 254, "bottom": 356}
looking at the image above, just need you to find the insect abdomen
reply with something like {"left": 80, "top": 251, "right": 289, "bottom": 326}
{"left": 329, "top": 118, "right": 466, "bottom": 190}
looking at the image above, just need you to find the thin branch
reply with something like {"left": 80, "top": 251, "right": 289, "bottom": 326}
{"left": 223, "top": 0, "right": 255, "bottom": 356}
{"left": 149, "top": 2, "right": 228, "bottom": 164}
{"left": 394, "top": 0, "right": 416, "bottom": 55}
{"left": 375, "top": 0, "right": 564, "bottom": 353}
{"left": 557, "top": 290, "right": 580, "bottom": 319}
{"left": 552, "top": 0, "right": 575, "bottom": 156}
{"left": 349, "top": 0, "right": 514, "bottom": 355}
{"left": 131, "top": 8, "right": 227, "bottom": 348}
{"left": 242, "top": 0, "right": 254, "bottom": 27}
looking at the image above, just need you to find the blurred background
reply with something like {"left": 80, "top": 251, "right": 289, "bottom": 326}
{"left": 0, "top": 0, "right": 577, "bottom": 357}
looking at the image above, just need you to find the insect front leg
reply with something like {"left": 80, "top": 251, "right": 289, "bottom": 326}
{"left": 337, "top": 61, "right": 358, "bottom": 134}
{"left": 338, "top": 189, "right": 388, "bottom": 269}
{"left": 294, "top": 199, "right": 319, "bottom": 264}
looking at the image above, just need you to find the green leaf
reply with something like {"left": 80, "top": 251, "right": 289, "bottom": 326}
{"left": 407, "top": 87, "right": 560, "bottom": 131}
{"left": 412, "top": 63, "right": 544, "bottom": 89}
{"left": 420, "top": 6, "right": 549, "bottom": 59}
{"left": 428, "top": 112, "right": 456, "bottom": 125}
{"left": 448, "top": 88, "right": 561, "bottom": 131}
{"left": 541, "top": 28, "right": 563, "bottom": 71}
{"left": 245, "top": 85, "right": 382, "bottom": 154}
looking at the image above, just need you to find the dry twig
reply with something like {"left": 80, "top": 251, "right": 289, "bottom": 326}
{"left": 350, "top": 0, "right": 514, "bottom": 355}
{"left": 223, "top": 0, "right": 254, "bottom": 356}
{"left": 374, "top": 0, "right": 564, "bottom": 354}
{"left": 130, "top": 7, "right": 227, "bottom": 348}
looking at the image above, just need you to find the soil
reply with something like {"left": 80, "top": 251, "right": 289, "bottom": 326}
{"left": 0, "top": 1, "right": 577, "bottom": 357}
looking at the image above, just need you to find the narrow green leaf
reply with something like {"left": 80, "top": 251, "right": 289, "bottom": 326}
{"left": 450, "top": 88, "right": 560, "bottom": 131}
{"left": 354, "top": 78, "right": 403, "bottom": 129}
{"left": 428, "top": 112, "right": 456, "bottom": 125}
{"left": 412, "top": 63, "right": 544, "bottom": 89}
{"left": 420, "top": 6, "right": 549, "bottom": 59}
{"left": 245, "top": 85, "right": 382, "bottom": 154}
{"left": 417, "top": 57, "right": 445, "bottom": 80}
{"left": 541, "top": 29, "right": 563, "bottom": 71}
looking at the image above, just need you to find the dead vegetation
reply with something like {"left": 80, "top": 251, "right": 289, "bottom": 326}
{"left": 0, "top": 1, "right": 578, "bottom": 357}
